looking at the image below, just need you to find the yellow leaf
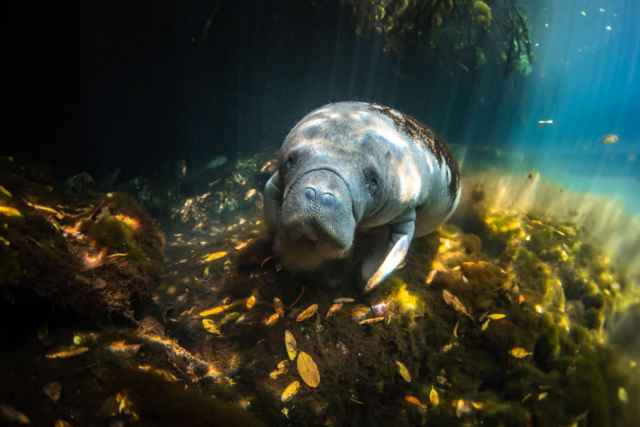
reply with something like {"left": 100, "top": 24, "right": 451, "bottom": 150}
{"left": 45, "top": 346, "right": 89, "bottom": 359}
{"left": 201, "top": 251, "right": 228, "bottom": 262}
{"left": 116, "top": 390, "right": 139, "bottom": 420}
{"left": 54, "top": 420, "right": 73, "bottom": 427}
{"left": 245, "top": 294, "right": 257, "bottom": 310}
{"left": 429, "top": 387, "right": 440, "bottom": 406}
{"left": 202, "top": 319, "right": 221, "bottom": 336}
{"left": 471, "top": 401, "right": 485, "bottom": 410}
{"left": 24, "top": 201, "right": 64, "bottom": 219}
{"left": 138, "top": 364, "right": 178, "bottom": 382}
{"left": 488, "top": 313, "right": 507, "bottom": 320}
{"left": 264, "top": 312, "right": 280, "bottom": 326}
{"left": 296, "top": 304, "right": 318, "bottom": 322}
{"left": 0, "top": 185, "right": 12, "bottom": 198}
{"left": 325, "top": 303, "right": 343, "bottom": 318}
{"left": 509, "top": 347, "right": 532, "bottom": 358}
{"left": 481, "top": 318, "right": 490, "bottom": 331}
{"left": 284, "top": 330, "right": 298, "bottom": 361}
{"left": 281, "top": 380, "right": 300, "bottom": 402}
{"left": 358, "top": 316, "right": 385, "bottom": 325}
{"left": 200, "top": 304, "right": 232, "bottom": 317}
{"left": 113, "top": 213, "right": 140, "bottom": 230}
{"left": 297, "top": 351, "right": 321, "bottom": 388}
{"left": 395, "top": 360, "right": 412, "bottom": 382}
{"left": 273, "top": 297, "right": 285, "bottom": 316}
{"left": 269, "top": 360, "right": 289, "bottom": 380}
{"left": 0, "top": 206, "right": 22, "bottom": 217}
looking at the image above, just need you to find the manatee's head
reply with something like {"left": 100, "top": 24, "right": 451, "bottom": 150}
{"left": 273, "top": 103, "right": 392, "bottom": 270}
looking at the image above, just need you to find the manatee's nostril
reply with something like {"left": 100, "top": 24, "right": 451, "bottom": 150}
{"left": 304, "top": 187, "right": 317, "bottom": 201}
{"left": 320, "top": 193, "right": 337, "bottom": 207}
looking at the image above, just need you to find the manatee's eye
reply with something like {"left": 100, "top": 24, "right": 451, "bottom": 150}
{"left": 364, "top": 168, "right": 379, "bottom": 196}
{"left": 283, "top": 153, "right": 296, "bottom": 171}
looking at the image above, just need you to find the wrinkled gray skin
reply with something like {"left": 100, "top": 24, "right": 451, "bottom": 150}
{"left": 264, "top": 102, "right": 461, "bottom": 292}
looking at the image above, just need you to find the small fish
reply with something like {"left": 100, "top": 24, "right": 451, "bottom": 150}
{"left": 205, "top": 155, "right": 228, "bottom": 170}
{"left": 601, "top": 133, "right": 619, "bottom": 145}
{"left": 537, "top": 119, "right": 554, "bottom": 127}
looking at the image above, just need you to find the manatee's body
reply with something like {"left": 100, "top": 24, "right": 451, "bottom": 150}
{"left": 264, "top": 102, "right": 461, "bottom": 291}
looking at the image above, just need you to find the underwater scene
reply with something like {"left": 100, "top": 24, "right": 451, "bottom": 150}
{"left": 2, "top": 1, "right": 639, "bottom": 426}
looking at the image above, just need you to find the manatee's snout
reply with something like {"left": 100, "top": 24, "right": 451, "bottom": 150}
{"left": 279, "top": 169, "right": 355, "bottom": 255}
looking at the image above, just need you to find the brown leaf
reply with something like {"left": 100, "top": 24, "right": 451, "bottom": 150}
{"left": 442, "top": 289, "right": 473, "bottom": 319}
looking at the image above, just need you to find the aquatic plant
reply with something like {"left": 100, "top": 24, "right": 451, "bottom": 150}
{"left": 341, "top": 0, "right": 533, "bottom": 74}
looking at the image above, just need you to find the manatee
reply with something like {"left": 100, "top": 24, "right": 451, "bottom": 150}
{"left": 264, "top": 102, "right": 461, "bottom": 292}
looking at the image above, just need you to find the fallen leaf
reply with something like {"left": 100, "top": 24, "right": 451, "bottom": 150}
{"left": 395, "top": 360, "right": 412, "bottom": 383}
{"left": 273, "top": 297, "right": 285, "bottom": 316}
{"left": 116, "top": 390, "right": 139, "bottom": 421}
{"left": 425, "top": 269, "right": 438, "bottom": 284}
{"left": 333, "top": 297, "right": 355, "bottom": 304}
{"left": 441, "top": 342, "right": 455, "bottom": 353}
{"left": 351, "top": 305, "right": 371, "bottom": 320}
{"left": 202, "top": 319, "right": 221, "bottom": 336}
{"left": 429, "top": 387, "right": 440, "bottom": 406}
{"left": 264, "top": 312, "right": 280, "bottom": 326}
{"left": 0, "top": 404, "right": 30, "bottom": 424}
{"left": 281, "top": 380, "right": 300, "bottom": 402}
{"left": 471, "top": 401, "right": 485, "bottom": 410}
{"left": 296, "top": 304, "right": 318, "bottom": 322}
{"left": 218, "top": 312, "right": 241, "bottom": 326}
{"left": 54, "top": 420, "right": 73, "bottom": 427}
{"left": 24, "top": 201, "right": 64, "bottom": 219}
{"left": 0, "top": 185, "right": 12, "bottom": 198}
{"left": 199, "top": 304, "right": 232, "bottom": 317}
{"left": 325, "top": 303, "right": 343, "bottom": 318}
{"left": 297, "top": 351, "right": 321, "bottom": 388}
{"left": 245, "top": 295, "right": 257, "bottom": 310}
{"left": 201, "top": 251, "right": 227, "bottom": 262}
{"left": 284, "top": 330, "right": 298, "bottom": 361}
{"left": 455, "top": 399, "right": 472, "bottom": 418}
{"left": 269, "top": 360, "right": 289, "bottom": 380}
{"left": 0, "top": 206, "right": 22, "bottom": 217}
{"left": 43, "top": 382, "right": 62, "bottom": 402}
{"left": 488, "top": 313, "right": 507, "bottom": 320}
{"left": 509, "top": 347, "right": 532, "bottom": 358}
{"left": 138, "top": 364, "right": 178, "bottom": 382}
{"left": 404, "top": 395, "right": 425, "bottom": 408}
{"left": 45, "top": 346, "right": 89, "bottom": 359}
{"left": 538, "top": 392, "right": 548, "bottom": 400}
{"left": 481, "top": 319, "right": 490, "bottom": 331}
{"left": 358, "top": 316, "right": 385, "bottom": 325}
{"left": 442, "top": 289, "right": 473, "bottom": 319}
{"left": 244, "top": 188, "right": 258, "bottom": 200}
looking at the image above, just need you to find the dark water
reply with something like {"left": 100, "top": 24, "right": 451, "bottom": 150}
{"left": 2, "top": 1, "right": 639, "bottom": 426}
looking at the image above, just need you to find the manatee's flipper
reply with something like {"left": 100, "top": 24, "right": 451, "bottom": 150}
{"left": 363, "top": 210, "right": 415, "bottom": 293}
{"left": 264, "top": 172, "right": 282, "bottom": 230}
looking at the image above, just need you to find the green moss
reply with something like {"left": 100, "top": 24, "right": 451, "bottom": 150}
{"left": 534, "top": 314, "right": 561, "bottom": 370}
{"left": 566, "top": 355, "right": 611, "bottom": 427}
